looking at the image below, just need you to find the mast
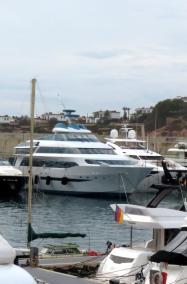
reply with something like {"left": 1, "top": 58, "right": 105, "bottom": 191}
{"left": 26, "top": 79, "right": 86, "bottom": 245}
{"left": 27, "top": 78, "right": 36, "bottom": 247}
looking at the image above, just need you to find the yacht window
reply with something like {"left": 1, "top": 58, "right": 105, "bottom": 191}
{"left": 139, "top": 156, "right": 163, "bottom": 160}
{"left": 110, "top": 254, "right": 134, "bottom": 264}
{"left": 129, "top": 155, "right": 140, "bottom": 160}
{"left": 36, "top": 147, "right": 79, "bottom": 154}
{"left": 20, "top": 158, "right": 78, "bottom": 168}
{"left": 78, "top": 148, "right": 115, "bottom": 155}
{"left": 115, "top": 141, "right": 145, "bottom": 150}
{"left": 36, "top": 147, "right": 115, "bottom": 155}
{"left": 15, "top": 148, "right": 30, "bottom": 154}
{"left": 85, "top": 159, "right": 136, "bottom": 165}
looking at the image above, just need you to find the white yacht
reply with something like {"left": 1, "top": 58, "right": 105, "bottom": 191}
{"left": 12, "top": 123, "right": 152, "bottom": 197}
{"left": 0, "top": 158, "right": 26, "bottom": 196}
{"left": 167, "top": 142, "right": 187, "bottom": 167}
{"left": 106, "top": 125, "right": 187, "bottom": 192}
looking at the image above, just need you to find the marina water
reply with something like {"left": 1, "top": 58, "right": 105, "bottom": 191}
{"left": 0, "top": 191, "right": 172, "bottom": 252}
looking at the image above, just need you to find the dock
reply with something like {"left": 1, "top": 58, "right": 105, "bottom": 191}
{"left": 23, "top": 255, "right": 104, "bottom": 284}
{"left": 25, "top": 267, "right": 98, "bottom": 284}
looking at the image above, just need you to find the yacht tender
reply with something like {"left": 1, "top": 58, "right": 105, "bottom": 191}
{"left": 13, "top": 123, "right": 152, "bottom": 197}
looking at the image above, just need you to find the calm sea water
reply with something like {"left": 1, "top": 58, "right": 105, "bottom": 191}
{"left": 0, "top": 191, "right": 155, "bottom": 252}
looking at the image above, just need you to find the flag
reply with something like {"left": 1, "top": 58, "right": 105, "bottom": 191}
{"left": 115, "top": 205, "right": 124, "bottom": 224}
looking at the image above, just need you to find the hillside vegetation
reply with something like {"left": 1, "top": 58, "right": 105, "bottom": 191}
{"left": 130, "top": 99, "right": 187, "bottom": 136}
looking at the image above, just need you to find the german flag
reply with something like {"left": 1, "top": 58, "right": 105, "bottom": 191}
{"left": 115, "top": 205, "right": 124, "bottom": 224}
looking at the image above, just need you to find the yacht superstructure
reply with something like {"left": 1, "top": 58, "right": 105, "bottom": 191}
{"left": 13, "top": 123, "right": 152, "bottom": 197}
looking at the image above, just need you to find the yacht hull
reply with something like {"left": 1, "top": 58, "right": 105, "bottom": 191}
{"left": 19, "top": 165, "right": 151, "bottom": 197}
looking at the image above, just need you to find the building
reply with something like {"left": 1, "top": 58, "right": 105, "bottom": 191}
{"left": 0, "top": 115, "right": 16, "bottom": 125}
{"left": 40, "top": 112, "right": 66, "bottom": 122}
{"left": 134, "top": 107, "right": 153, "bottom": 115}
{"left": 88, "top": 110, "right": 121, "bottom": 123}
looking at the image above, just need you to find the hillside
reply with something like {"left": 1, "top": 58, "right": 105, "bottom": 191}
{"left": 131, "top": 98, "right": 187, "bottom": 137}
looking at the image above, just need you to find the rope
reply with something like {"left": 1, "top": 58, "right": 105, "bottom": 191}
{"left": 120, "top": 174, "right": 129, "bottom": 203}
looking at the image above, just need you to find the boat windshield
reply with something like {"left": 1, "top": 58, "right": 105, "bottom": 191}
{"left": 110, "top": 254, "right": 134, "bottom": 264}
{"left": 38, "top": 133, "right": 99, "bottom": 142}
{"left": 0, "top": 159, "right": 10, "bottom": 166}
{"left": 128, "top": 190, "right": 186, "bottom": 210}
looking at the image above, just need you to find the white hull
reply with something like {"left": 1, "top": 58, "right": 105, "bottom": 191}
{"left": 18, "top": 164, "right": 152, "bottom": 196}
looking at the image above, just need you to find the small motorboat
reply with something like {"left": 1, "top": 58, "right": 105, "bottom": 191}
{"left": 0, "top": 158, "right": 26, "bottom": 196}
{"left": 96, "top": 203, "right": 187, "bottom": 283}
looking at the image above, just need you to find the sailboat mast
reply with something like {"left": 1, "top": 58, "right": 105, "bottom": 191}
{"left": 28, "top": 78, "right": 36, "bottom": 247}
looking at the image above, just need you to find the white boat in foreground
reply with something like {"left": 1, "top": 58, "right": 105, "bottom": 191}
{"left": 0, "top": 234, "right": 36, "bottom": 283}
{"left": 13, "top": 123, "right": 153, "bottom": 197}
{"left": 96, "top": 203, "right": 187, "bottom": 283}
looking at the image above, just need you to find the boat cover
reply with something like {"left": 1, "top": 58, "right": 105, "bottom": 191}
{"left": 110, "top": 204, "right": 187, "bottom": 229}
{"left": 150, "top": 231, "right": 187, "bottom": 265}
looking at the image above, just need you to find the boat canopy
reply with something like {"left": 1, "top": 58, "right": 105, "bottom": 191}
{"left": 52, "top": 123, "right": 91, "bottom": 134}
{"left": 110, "top": 204, "right": 187, "bottom": 229}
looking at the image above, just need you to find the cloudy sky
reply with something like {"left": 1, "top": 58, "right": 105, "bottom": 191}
{"left": 1, "top": 0, "right": 187, "bottom": 116}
